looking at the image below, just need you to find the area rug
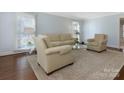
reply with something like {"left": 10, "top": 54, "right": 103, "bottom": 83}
{"left": 27, "top": 49, "right": 124, "bottom": 80}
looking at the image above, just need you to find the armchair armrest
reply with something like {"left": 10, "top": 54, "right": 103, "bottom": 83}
{"left": 45, "top": 45, "right": 72, "bottom": 55}
{"left": 87, "top": 39, "right": 95, "bottom": 42}
{"left": 98, "top": 40, "right": 107, "bottom": 45}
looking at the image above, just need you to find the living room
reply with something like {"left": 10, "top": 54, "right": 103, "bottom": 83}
{"left": 1, "top": 0, "right": 124, "bottom": 93}
{"left": 0, "top": 12, "right": 124, "bottom": 80}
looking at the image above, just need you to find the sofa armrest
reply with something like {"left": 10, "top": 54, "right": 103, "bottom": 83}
{"left": 87, "top": 39, "right": 95, "bottom": 42}
{"left": 72, "top": 38, "right": 78, "bottom": 41}
{"left": 70, "top": 38, "right": 78, "bottom": 44}
{"left": 45, "top": 45, "right": 72, "bottom": 55}
{"left": 45, "top": 47, "right": 60, "bottom": 55}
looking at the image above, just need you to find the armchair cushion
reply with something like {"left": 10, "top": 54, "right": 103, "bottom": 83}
{"left": 95, "top": 34, "right": 106, "bottom": 41}
{"left": 98, "top": 40, "right": 107, "bottom": 45}
{"left": 87, "top": 39, "right": 95, "bottom": 42}
{"left": 87, "top": 42, "right": 98, "bottom": 46}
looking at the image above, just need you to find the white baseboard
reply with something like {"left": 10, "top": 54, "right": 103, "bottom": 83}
{"left": 0, "top": 51, "right": 15, "bottom": 56}
{"left": 0, "top": 49, "right": 29, "bottom": 56}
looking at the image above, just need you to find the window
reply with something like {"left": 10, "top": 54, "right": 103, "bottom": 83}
{"left": 16, "top": 13, "right": 36, "bottom": 50}
{"left": 72, "top": 21, "right": 80, "bottom": 41}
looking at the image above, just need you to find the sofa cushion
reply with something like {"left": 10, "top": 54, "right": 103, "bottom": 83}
{"left": 60, "top": 34, "right": 72, "bottom": 41}
{"left": 43, "top": 37, "right": 52, "bottom": 48}
{"left": 51, "top": 41, "right": 62, "bottom": 47}
{"left": 47, "top": 34, "right": 60, "bottom": 41}
{"left": 60, "top": 40, "right": 75, "bottom": 45}
{"left": 43, "top": 33, "right": 76, "bottom": 48}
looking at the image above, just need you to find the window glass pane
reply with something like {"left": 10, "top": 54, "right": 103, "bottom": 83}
{"left": 16, "top": 14, "right": 35, "bottom": 49}
{"left": 72, "top": 21, "right": 80, "bottom": 38}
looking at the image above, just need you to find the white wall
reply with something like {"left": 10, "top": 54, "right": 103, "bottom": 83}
{"left": 0, "top": 12, "right": 122, "bottom": 52}
{"left": 36, "top": 13, "right": 76, "bottom": 35}
{"left": 80, "top": 14, "right": 122, "bottom": 48}
{"left": 0, "top": 12, "right": 81, "bottom": 53}
{"left": 0, "top": 12, "right": 36, "bottom": 53}
{"left": 0, "top": 13, "right": 16, "bottom": 52}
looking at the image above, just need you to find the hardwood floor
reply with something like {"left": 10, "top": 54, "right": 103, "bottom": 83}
{"left": 0, "top": 53, "right": 124, "bottom": 80}
{"left": 0, "top": 53, "right": 37, "bottom": 80}
{"left": 114, "top": 65, "right": 124, "bottom": 80}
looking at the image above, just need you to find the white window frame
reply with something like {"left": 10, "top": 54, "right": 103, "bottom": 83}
{"left": 15, "top": 13, "right": 36, "bottom": 50}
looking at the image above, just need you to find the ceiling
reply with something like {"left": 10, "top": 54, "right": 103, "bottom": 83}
{"left": 45, "top": 12, "right": 121, "bottom": 20}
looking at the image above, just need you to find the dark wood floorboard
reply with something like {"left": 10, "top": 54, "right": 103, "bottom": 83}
{"left": 0, "top": 53, "right": 37, "bottom": 80}
{"left": 0, "top": 53, "right": 123, "bottom": 80}
{"left": 114, "top": 65, "right": 124, "bottom": 80}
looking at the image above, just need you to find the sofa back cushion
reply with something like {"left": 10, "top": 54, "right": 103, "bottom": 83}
{"left": 46, "top": 34, "right": 60, "bottom": 42}
{"left": 60, "top": 34, "right": 72, "bottom": 41}
{"left": 43, "top": 37, "right": 52, "bottom": 48}
{"left": 44, "top": 33, "right": 74, "bottom": 48}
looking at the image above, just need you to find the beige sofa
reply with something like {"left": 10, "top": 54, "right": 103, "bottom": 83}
{"left": 87, "top": 34, "right": 108, "bottom": 52}
{"left": 43, "top": 33, "right": 76, "bottom": 48}
{"left": 34, "top": 35, "right": 74, "bottom": 74}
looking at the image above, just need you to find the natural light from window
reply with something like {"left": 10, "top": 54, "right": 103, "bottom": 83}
{"left": 16, "top": 13, "right": 36, "bottom": 50}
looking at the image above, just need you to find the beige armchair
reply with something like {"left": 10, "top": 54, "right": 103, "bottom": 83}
{"left": 87, "top": 34, "right": 108, "bottom": 52}
{"left": 34, "top": 35, "right": 74, "bottom": 74}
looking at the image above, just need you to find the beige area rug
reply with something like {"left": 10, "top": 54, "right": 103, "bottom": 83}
{"left": 27, "top": 49, "right": 124, "bottom": 80}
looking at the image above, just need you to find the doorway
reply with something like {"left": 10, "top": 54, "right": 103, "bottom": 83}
{"left": 119, "top": 18, "right": 124, "bottom": 49}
